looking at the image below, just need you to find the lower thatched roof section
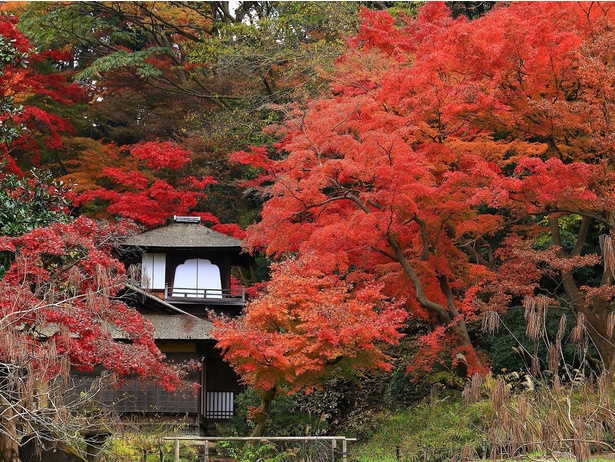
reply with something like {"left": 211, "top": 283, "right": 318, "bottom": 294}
{"left": 143, "top": 314, "right": 213, "bottom": 340}
{"left": 120, "top": 284, "right": 214, "bottom": 341}
{"left": 29, "top": 314, "right": 213, "bottom": 342}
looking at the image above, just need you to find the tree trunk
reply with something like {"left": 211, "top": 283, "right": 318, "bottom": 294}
{"left": 595, "top": 339, "right": 615, "bottom": 377}
{"left": 0, "top": 407, "right": 21, "bottom": 462}
{"left": 585, "top": 312, "right": 615, "bottom": 377}
{"left": 549, "top": 215, "right": 615, "bottom": 379}
{"left": 250, "top": 387, "right": 277, "bottom": 438}
{"left": 387, "top": 235, "right": 485, "bottom": 374}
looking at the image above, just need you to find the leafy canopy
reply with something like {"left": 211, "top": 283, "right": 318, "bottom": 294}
{"left": 213, "top": 255, "right": 406, "bottom": 392}
{"left": 232, "top": 2, "right": 615, "bottom": 377}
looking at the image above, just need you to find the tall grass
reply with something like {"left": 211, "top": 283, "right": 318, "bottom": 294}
{"left": 352, "top": 374, "right": 615, "bottom": 462}
{"left": 475, "top": 373, "right": 615, "bottom": 461}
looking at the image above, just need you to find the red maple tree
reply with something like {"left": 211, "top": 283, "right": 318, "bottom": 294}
{"left": 0, "top": 14, "right": 86, "bottom": 174}
{"left": 0, "top": 215, "right": 181, "bottom": 459}
{"left": 69, "top": 139, "right": 237, "bottom": 232}
{"left": 231, "top": 2, "right": 615, "bottom": 379}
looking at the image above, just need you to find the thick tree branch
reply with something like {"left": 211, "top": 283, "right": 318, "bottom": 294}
{"left": 437, "top": 275, "right": 477, "bottom": 352}
{"left": 571, "top": 215, "right": 591, "bottom": 257}
{"left": 544, "top": 207, "right": 611, "bottom": 230}
{"left": 458, "top": 236, "right": 495, "bottom": 269}
{"left": 411, "top": 214, "right": 429, "bottom": 261}
{"left": 386, "top": 234, "right": 451, "bottom": 322}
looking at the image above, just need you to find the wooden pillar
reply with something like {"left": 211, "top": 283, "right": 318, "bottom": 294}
{"left": 200, "top": 356, "right": 207, "bottom": 422}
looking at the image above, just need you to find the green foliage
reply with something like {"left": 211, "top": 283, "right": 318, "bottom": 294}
{"left": 0, "top": 168, "right": 72, "bottom": 274}
{"left": 221, "top": 388, "right": 331, "bottom": 437}
{"left": 385, "top": 365, "right": 458, "bottom": 406}
{"left": 378, "top": 2, "right": 422, "bottom": 20}
{"left": 355, "top": 373, "right": 615, "bottom": 461}
{"left": 0, "top": 34, "right": 27, "bottom": 68}
{"left": 184, "top": 1, "right": 364, "bottom": 137}
{"left": 215, "top": 441, "right": 288, "bottom": 462}
{"left": 0, "top": 168, "right": 72, "bottom": 236}
{"left": 18, "top": 2, "right": 147, "bottom": 53}
{"left": 103, "top": 437, "right": 198, "bottom": 462}
{"left": 76, "top": 48, "right": 168, "bottom": 82}
{"left": 101, "top": 420, "right": 200, "bottom": 462}
{"left": 189, "top": 2, "right": 361, "bottom": 71}
{"left": 0, "top": 100, "right": 25, "bottom": 145}
{"left": 383, "top": 335, "right": 465, "bottom": 406}
{"left": 216, "top": 388, "right": 340, "bottom": 461}
{"left": 354, "top": 399, "right": 492, "bottom": 461}
{"left": 0, "top": 35, "right": 27, "bottom": 144}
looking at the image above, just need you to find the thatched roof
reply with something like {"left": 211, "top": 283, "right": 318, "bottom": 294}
{"left": 124, "top": 222, "right": 241, "bottom": 249}
{"left": 143, "top": 314, "right": 213, "bottom": 340}
{"left": 31, "top": 315, "right": 213, "bottom": 341}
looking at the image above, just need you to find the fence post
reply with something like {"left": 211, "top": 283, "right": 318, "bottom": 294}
{"left": 204, "top": 440, "right": 209, "bottom": 462}
{"left": 174, "top": 439, "right": 180, "bottom": 462}
{"left": 331, "top": 439, "right": 337, "bottom": 462}
{"left": 342, "top": 439, "right": 348, "bottom": 461}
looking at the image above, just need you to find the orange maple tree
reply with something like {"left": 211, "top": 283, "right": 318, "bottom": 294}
{"left": 230, "top": 2, "right": 615, "bottom": 379}
{"left": 212, "top": 255, "right": 405, "bottom": 435}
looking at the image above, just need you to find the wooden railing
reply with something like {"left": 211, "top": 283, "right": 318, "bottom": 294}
{"left": 163, "top": 436, "right": 357, "bottom": 462}
{"left": 164, "top": 285, "right": 245, "bottom": 302}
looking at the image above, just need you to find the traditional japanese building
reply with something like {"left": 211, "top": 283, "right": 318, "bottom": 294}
{"left": 87, "top": 216, "right": 249, "bottom": 434}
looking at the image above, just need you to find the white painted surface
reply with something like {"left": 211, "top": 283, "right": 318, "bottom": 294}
{"left": 142, "top": 253, "right": 166, "bottom": 289}
{"left": 173, "top": 258, "right": 222, "bottom": 298}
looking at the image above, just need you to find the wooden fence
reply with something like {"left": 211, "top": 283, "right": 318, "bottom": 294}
{"left": 162, "top": 435, "right": 357, "bottom": 462}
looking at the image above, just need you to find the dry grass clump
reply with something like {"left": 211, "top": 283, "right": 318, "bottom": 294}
{"left": 357, "top": 293, "right": 615, "bottom": 462}
{"left": 465, "top": 293, "right": 615, "bottom": 462}
{"left": 462, "top": 371, "right": 615, "bottom": 461}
